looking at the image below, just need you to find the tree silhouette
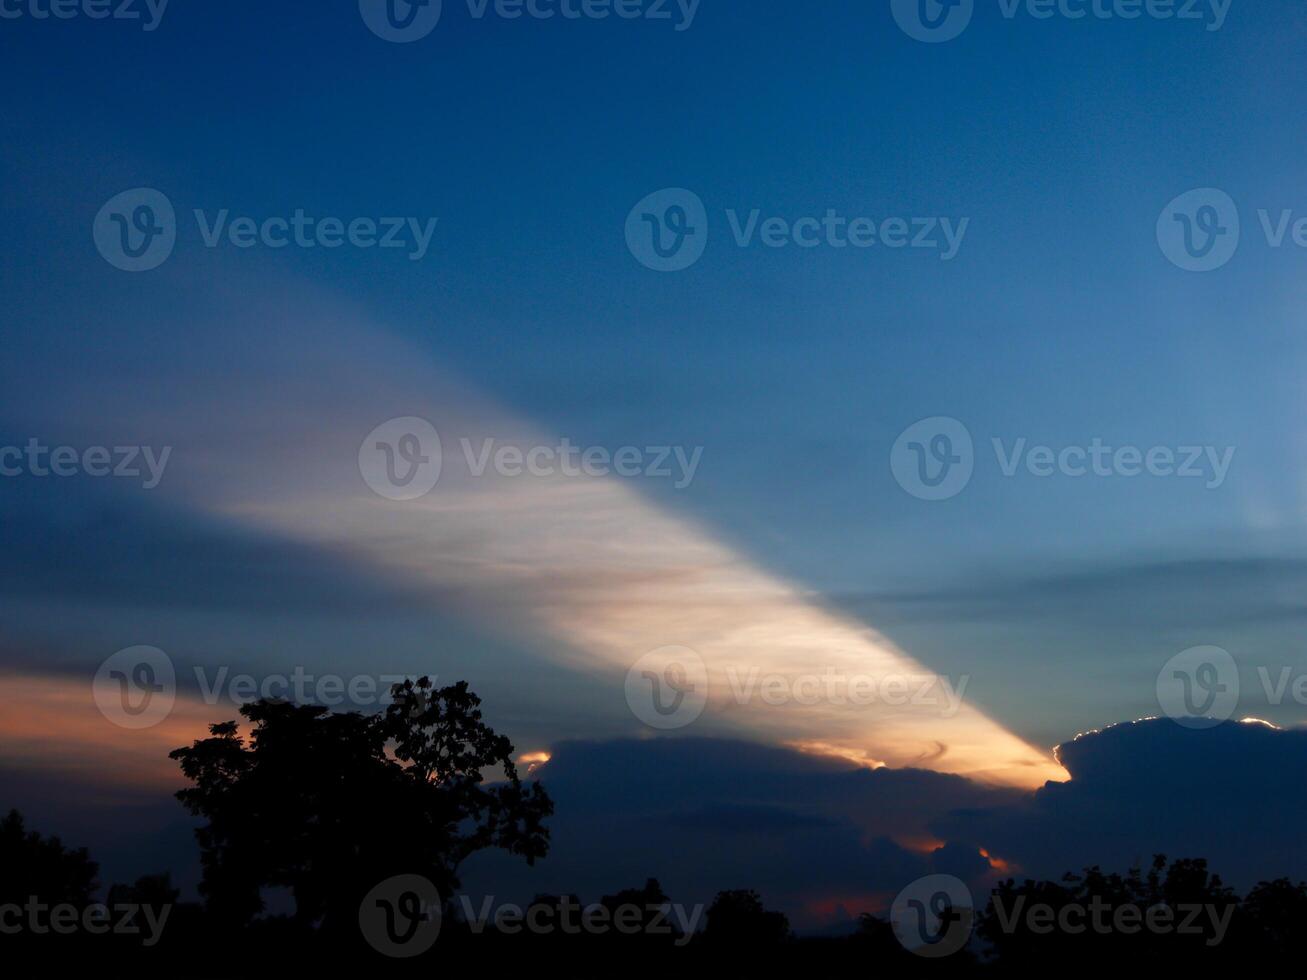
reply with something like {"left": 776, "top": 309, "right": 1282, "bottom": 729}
{"left": 977, "top": 855, "right": 1241, "bottom": 967}
{"left": 169, "top": 677, "right": 552, "bottom": 934}
{"left": 0, "top": 809, "right": 98, "bottom": 909}
{"left": 704, "top": 888, "right": 791, "bottom": 944}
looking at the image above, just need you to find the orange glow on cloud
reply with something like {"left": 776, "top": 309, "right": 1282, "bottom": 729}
{"left": 0, "top": 672, "right": 212, "bottom": 795}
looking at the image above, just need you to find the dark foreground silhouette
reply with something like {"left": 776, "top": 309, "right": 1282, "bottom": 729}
{"left": 3, "top": 680, "right": 1305, "bottom": 975}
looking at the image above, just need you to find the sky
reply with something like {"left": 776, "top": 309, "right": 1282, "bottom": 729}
{"left": 2, "top": 0, "right": 1307, "bottom": 928}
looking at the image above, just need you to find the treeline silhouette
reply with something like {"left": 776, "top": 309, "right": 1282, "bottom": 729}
{"left": 3, "top": 679, "right": 1306, "bottom": 975}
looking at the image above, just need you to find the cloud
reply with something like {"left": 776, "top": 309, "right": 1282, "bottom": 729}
{"left": 0, "top": 279, "right": 1060, "bottom": 788}
{"left": 466, "top": 722, "right": 1307, "bottom": 928}
{"left": 840, "top": 554, "right": 1307, "bottom": 630}
{"left": 7, "top": 719, "right": 1304, "bottom": 930}
{"left": 0, "top": 477, "right": 440, "bottom": 620}
{"left": 934, "top": 717, "right": 1307, "bottom": 888}
{"left": 461, "top": 737, "right": 1018, "bottom": 928}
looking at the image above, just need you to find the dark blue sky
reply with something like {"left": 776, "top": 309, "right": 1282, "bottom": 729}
{"left": 3, "top": 0, "right": 1307, "bottom": 915}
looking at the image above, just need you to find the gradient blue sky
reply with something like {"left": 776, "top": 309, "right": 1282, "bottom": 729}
{"left": 4, "top": 1, "right": 1307, "bottom": 822}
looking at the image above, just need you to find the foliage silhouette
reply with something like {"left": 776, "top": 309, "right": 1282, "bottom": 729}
{"left": 169, "top": 677, "right": 553, "bottom": 934}
{"left": 9, "top": 680, "right": 1307, "bottom": 975}
{"left": 704, "top": 888, "right": 791, "bottom": 944}
{"left": 0, "top": 808, "right": 98, "bottom": 909}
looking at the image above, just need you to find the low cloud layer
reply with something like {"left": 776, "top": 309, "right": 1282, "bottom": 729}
{"left": 465, "top": 719, "right": 1307, "bottom": 929}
